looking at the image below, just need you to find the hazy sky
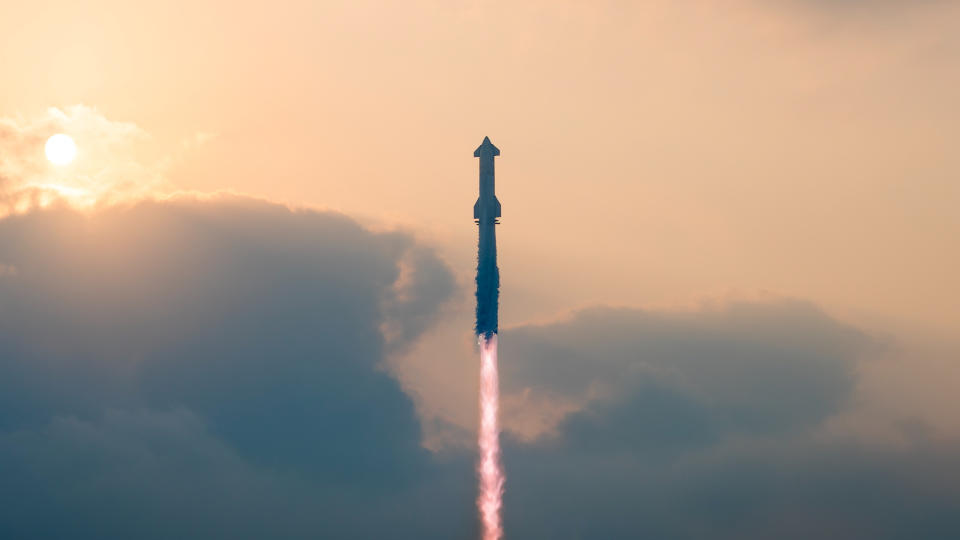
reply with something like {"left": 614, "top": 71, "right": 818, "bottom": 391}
{"left": 1, "top": 1, "right": 958, "bottom": 538}
{"left": 3, "top": 0, "right": 958, "bottom": 332}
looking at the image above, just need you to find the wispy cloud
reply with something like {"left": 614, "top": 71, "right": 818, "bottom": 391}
{"left": 0, "top": 106, "right": 213, "bottom": 216}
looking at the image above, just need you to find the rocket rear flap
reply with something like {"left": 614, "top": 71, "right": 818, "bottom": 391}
{"left": 474, "top": 197, "right": 502, "bottom": 220}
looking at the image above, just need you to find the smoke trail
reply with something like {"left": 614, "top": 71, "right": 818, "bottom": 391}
{"left": 478, "top": 334, "right": 504, "bottom": 540}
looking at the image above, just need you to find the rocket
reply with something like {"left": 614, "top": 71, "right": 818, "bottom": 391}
{"left": 474, "top": 136, "right": 501, "bottom": 224}
{"left": 474, "top": 136, "right": 501, "bottom": 338}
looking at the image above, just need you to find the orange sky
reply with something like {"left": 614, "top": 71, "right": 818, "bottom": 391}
{"left": 2, "top": 0, "right": 958, "bottom": 442}
{"left": 3, "top": 0, "right": 956, "bottom": 336}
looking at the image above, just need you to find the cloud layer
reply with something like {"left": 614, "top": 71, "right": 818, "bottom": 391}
{"left": 496, "top": 305, "right": 960, "bottom": 539}
{"left": 0, "top": 197, "right": 957, "bottom": 538}
{"left": 0, "top": 196, "right": 474, "bottom": 538}
{"left": 500, "top": 301, "right": 869, "bottom": 441}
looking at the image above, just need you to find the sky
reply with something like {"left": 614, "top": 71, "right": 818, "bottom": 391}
{"left": 1, "top": 1, "right": 958, "bottom": 538}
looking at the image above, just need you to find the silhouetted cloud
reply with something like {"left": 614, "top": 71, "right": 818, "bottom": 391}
{"left": 0, "top": 407, "right": 478, "bottom": 539}
{"left": 495, "top": 303, "right": 960, "bottom": 539}
{"left": 383, "top": 245, "right": 458, "bottom": 352}
{"left": 500, "top": 301, "right": 869, "bottom": 443}
{"left": 502, "top": 428, "right": 960, "bottom": 539}
{"left": 0, "top": 196, "right": 473, "bottom": 538}
{"left": 1, "top": 199, "right": 958, "bottom": 538}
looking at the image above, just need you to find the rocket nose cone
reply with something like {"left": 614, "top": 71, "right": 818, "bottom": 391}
{"left": 474, "top": 137, "right": 501, "bottom": 157}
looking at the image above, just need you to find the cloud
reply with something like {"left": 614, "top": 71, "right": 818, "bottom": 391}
{"left": 0, "top": 195, "right": 451, "bottom": 466}
{"left": 0, "top": 409, "right": 285, "bottom": 539}
{"left": 0, "top": 408, "right": 477, "bottom": 540}
{"left": 498, "top": 300, "right": 871, "bottom": 443}
{"left": 488, "top": 302, "right": 960, "bottom": 539}
{"left": 382, "top": 244, "right": 458, "bottom": 353}
{"left": 0, "top": 196, "right": 476, "bottom": 537}
{"left": 0, "top": 106, "right": 209, "bottom": 216}
{"left": 501, "top": 432, "right": 960, "bottom": 539}
{"left": 1, "top": 194, "right": 958, "bottom": 538}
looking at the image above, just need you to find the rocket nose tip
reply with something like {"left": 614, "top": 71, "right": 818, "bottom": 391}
{"left": 474, "top": 136, "right": 500, "bottom": 157}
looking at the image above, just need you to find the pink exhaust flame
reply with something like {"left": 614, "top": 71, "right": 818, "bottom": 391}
{"left": 478, "top": 334, "right": 504, "bottom": 540}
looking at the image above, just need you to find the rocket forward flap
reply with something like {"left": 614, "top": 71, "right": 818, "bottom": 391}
{"left": 474, "top": 136, "right": 500, "bottom": 157}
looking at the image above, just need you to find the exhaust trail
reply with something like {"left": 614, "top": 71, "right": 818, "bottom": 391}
{"left": 477, "top": 335, "right": 503, "bottom": 540}
{"left": 473, "top": 136, "right": 504, "bottom": 540}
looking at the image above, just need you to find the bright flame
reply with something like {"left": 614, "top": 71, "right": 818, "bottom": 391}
{"left": 45, "top": 134, "right": 77, "bottom": 165}
{"left": 478, "top": 334, "right": 504, "bottom": 540}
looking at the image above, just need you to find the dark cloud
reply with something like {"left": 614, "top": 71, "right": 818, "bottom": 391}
{"left": 0, "top": 196, "right": 472, "bottom": 538}
{"left": 502, "top": 433, "right": 960, "bottom": 540}
{"left": 496, "top": 304, "right": 960, "bottom": 539}
{"left": 0, "top": 408, "right": 478, "bottom": 539}
{"left": 1, "top": 199, "right": 958, "bottom": 538}
{"left": 382, "top": 245, "right": 457, "bottom": 352}
{"left": 502, "top": 301, "right": 869, "bottom": 444}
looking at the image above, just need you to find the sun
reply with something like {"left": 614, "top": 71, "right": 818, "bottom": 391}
{"left": 45, "top": 133, "right": 77, "bottom": 165}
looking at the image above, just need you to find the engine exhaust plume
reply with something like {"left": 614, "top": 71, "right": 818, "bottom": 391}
{"left": 478, "top": 334, "right": 504, "bottom": 540}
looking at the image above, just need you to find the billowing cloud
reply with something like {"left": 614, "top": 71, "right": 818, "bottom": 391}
{"left": 0, "top": 196, "right": 476, "bottom": 538}
{"left": 499, "top": 301, "right": 870, "bottom": 443}
{"left": 502, "top": 433, "right": 960, "bottom": 539}
{"left": 0, "top": 407, "right": 477, "bottom": 539}
{"left": 494, "top": 305, "right": 960, "bottom": 539}
{"left": 0, "top": 196, "right": 957, "bottom": 538}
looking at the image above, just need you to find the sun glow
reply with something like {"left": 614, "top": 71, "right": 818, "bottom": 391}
{"left": 45, "top": 134, "right": 77, "bottom": 165}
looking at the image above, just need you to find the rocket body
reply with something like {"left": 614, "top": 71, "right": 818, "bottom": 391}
{"left": 474, "top": 136, "right": 501, "bottom": 223}
{"left": 474, "top": 136, "right": 501, "bottom": 338}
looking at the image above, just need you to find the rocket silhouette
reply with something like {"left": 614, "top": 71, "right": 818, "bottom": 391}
{"left": 474, "top": 136, "right": 501, "bottom": 338}
{"left": 474, "top": 136, "right": 501, "bottom": 223}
